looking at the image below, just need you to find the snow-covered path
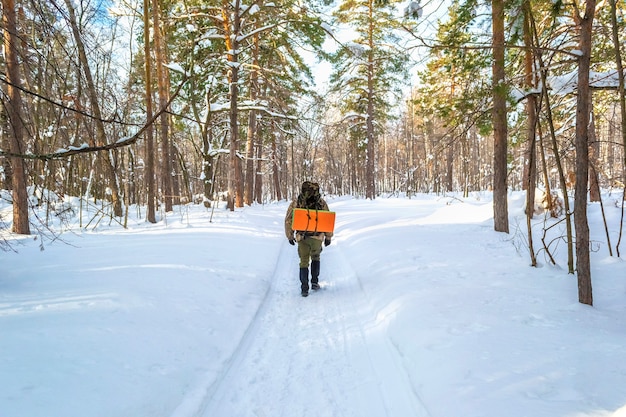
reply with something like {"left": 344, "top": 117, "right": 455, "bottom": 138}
{"left": 3, "top": 194, "right": 626, "bottom": 417}
{"left": 199, "top": 236, "right": 429, "bottom": 417}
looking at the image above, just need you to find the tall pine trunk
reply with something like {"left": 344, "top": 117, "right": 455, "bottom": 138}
{"left": 365, "top": 0, "right": 376, "bottom": 199}
{"left": 492, "top": 0, "right": 509, "bottom": 233}
{"left": 523, "top": 0, "right": 537, "bottom": 266}
{"left": 152, "top": 0, "right": 173, "bottom": 212}
{"left": 223, "top": 0, "right": 243, "bottom": 210}
{"left": 573, "top": 0, "right": 596, "bottom": 306}
{"left": 143, "top": 0, "right": 156, "bottom": 223}
{"left": 2, "top": 0, "right": 30, "bottom": 234}
{"left": 244, "top": 32, "right": 260, "bottom": 206}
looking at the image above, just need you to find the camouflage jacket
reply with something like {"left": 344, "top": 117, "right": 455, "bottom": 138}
{"left": 284, "top": 198, "right": 333, "bottom": 242}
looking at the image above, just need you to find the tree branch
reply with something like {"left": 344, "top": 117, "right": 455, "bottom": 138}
{"left": 0, "top": 77, "right": 188, "bottom": 161}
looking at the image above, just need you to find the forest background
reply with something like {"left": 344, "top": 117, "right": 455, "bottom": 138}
{"left": 1, "top": 0, "right": 625, "bottom": 305}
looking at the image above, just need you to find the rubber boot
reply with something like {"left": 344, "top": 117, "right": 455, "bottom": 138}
{"left": 299, "top": 267, "right": 309, "bottom": 297}
{"left": 311, "top": 260, "right": 320, "bottom": 290}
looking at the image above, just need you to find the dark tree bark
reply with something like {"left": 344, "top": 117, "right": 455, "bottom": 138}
{"left": 143, "top": 0, "right": 156, "bottom": 223}
{"left": 522, "top": 0, "right": 537, "bottom": 267}
{"left": 573, "top": 0, "right": 596, "bottom": 306}
{"left": 221, "top": 0, "right": 243, "bottom": 210}
{"left": 522, "top": 0, "right": 537, "bottom": 204}
{"left": 365, "top": 0, "right": 376, "bottom": 199}
{"left": 492, "top": 0, "right": 509, "bottom": 233}
{"left": 2, "top": 0, "right": 31, "bottom": 234}
{"left": 152, "top": 0, "right": 173, "bottom": 212}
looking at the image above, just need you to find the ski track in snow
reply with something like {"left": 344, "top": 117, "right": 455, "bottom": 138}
{"left": 0, "top": 292, "right": 120, "bottom": 317}
{"left": 177, "top": 241, "right": 430, "bottom": 417}
{"left": 6, "top": 195, "right": 625, "bottom": 417}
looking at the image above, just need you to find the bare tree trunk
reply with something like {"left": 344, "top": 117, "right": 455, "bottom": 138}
{"left": 541, "top": 73, "right": 575, "bottom": 273}
{"left": 2, "top": 0, "right": 30, "bottom": 234}
{"left": 143, "top": 0, "right": 156, "bottom": 223}
{"left": 202, "top": 127, "right": 215, "bottom": 208}
{"left": 588, "top": 105, "right": 600, "bottom": 202}
{"left": 254, "top": 134, "right": 263, "bottom": 204}
{"left": 537, "top": 124, "right": 553, "bottom": 212}
{"left": 530, "top": 12, "right": 574, "bottom": 273}
{"left": 523, "top": 0, "right": 537, "bottom": 206}
{"left": 461, "top": 134, "right": 469, "bottom": 197}
{"left": 64, "top": 0, "right": 123, "bottom": 217}
{"left": 222, "top": 0, "right": 243, "bottom": 210}
{"left": 243, "top": 112, "right": 257, "bottom": 205}
{"left": 525, "top": 136, "right": 537, "bottom": 267}
{"left": 523, "top": 100, "right": 538, "bottom": 213}
{"left": 0, "top": 112, "right": 11, "bottom": 191}
{"left": 609, "top": 0, "right": 626, "bottom": 256}
{"left": 174, "top": 145, "right": 192, "bottom": 203}
{"left": 492, "top": 0, "right": 509, "bottom": 233}
{"left": 187, "top": 50, "right": 215, "bottom": 208}
{"left": 609, "top": 0, "right": 626, "bottom": 191}
{"left": 522, "top": 0, "right": 537, "bottom": 267}
{"left": 446, "top": 141, "right": 454, "bottom": 192}
{"left": 244, "top": 32, "right": 260, "bottom": 205}
{"left": 573, "top": 0, "right": 596, "bottom": 306}
{"left": 365, "top": 0, "right": 376, "bottom": 199}
{"left": 170, "top": 140, "right": 181, "bottom": 205}
{"left": 271, "top": 132, "right": 282, "bottom": 201}
{"left": 152, "top": 0, "right": 173, "bottom": 212}
{"left": 122, "top": 150, "right": 129, "bottom": 228}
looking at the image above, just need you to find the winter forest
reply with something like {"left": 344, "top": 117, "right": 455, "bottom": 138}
{"left": 1, "top": 0, "right": 626, "bottom": 304}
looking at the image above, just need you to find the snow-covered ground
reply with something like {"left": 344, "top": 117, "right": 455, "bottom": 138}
{"left": 1, "top": 191, "right": 625, "bottom": 417}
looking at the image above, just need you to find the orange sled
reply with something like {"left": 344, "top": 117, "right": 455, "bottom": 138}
{"left": 292, "top": 208, "right": 336, "bottom": 233}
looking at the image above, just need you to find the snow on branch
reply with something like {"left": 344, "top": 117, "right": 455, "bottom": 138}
{"left": 404, "top": 1, "right": 422, "bottom": 19}
{"left": 511, "top": 69, "right": 625, "bottom": 103}
{"left": 550, "top": 69, "right": 625, "bottom": 95}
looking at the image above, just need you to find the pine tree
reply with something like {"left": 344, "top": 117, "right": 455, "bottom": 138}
{"left": 169, "top": 0, "right": 326, "bottom": 207}
{"left": 329, "top": 0, "right": 415, "bottom": 199}
{"left": 2, "top": 0, "right": 31, "bottom": 234}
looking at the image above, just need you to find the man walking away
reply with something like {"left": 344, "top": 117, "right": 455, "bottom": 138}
{"left": 284, "top": 181, "right": 333, "bottom": 297}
